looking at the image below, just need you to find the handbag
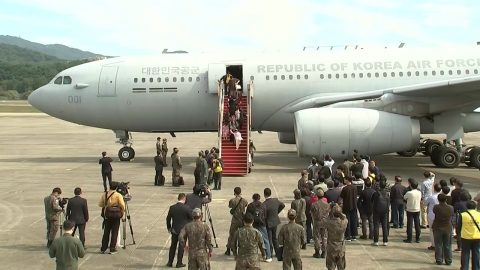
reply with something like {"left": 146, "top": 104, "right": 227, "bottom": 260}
{"left": 466, "top": 211, "right": 480, "bottom": 232}
{"left": 230, "top": 198, "right": 243, "bottom": 215}
{"left": 104, "top": 192, "right": 122, "bottom": 220}
{"left": 277, "top": 246, "right": 284, "bottom": 261}
{"left": 235, "top": 84, "right": 241, "bottom": 90}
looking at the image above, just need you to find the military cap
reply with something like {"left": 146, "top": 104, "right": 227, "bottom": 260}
{"left": 301, "top": 170, "right": 308, "bottom": 175}
{"left": 192, "top": 208, "right": 202, "bottom": 217}
{"left": 316, "top": 188, "right": 324, "bottom": 197}
{"left": 293, "top": 189, "right": 301, "bottom": 194}
{"left": 331, "top": 204, "right": 343, "bottom": 217}
{"left": 287, "top": 209, "right": 297, "bottom": 217}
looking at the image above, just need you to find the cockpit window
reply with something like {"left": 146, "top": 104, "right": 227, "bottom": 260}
{"left": 63, "top": 76, "right": 72, "bottom": 84}
{"left": 54, "top": 77, "right": 62, "bottom": 85}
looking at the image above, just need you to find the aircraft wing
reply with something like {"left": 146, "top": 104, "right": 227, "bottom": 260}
{"left": 285, "top": 75, "right": 480, "bottom": 113}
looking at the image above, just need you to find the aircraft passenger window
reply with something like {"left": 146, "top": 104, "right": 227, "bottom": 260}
{"left": 343, "top": 73, "right": 347, "bottom": 78}
{"left": 382, "top": 72, "right": 386, "bottom": 77}
{"left": 281, "top": 75, "right": 285, "bottom": 80}
{"left": 134, "top": 78, "right": 138, "bottom": 83}
{"left": 250, "top": 76, "right": 254, "bottom": 81}
{"left": 424, "top": 71, "right": 428, "bottom": 76}
{"left": 399, "top": 72, "right": 403, "bottom": 77}
{"left": 440, "top": 70, "right": 444, "bottom": 75}
{"left": 432, "top": 71, "right": 436, "bottom": 76}
{"left": 475, "top": 69, "right": 478, "bottom": 74}
{"left": 181, "top": 77, "right": 184, "bottom": 82}
{"left": 457, "top": 70, "right": 461, "bottom": 75}
{"left": 359, "top": 73, "right": 363, "bottom": 78}
{"left": 407, "top": 71, "right": 411, "bottom": 77}
{"left": 320, "top": 74, "right": 324, "bottom": 79}
{"left": 266, "top": 75, "right": 270, "bottom": 80}
{"left": 54, "top": 77, "right": 62, "bottom": 85}
{"left": 188, "top": 77, "right": 192, "bottom": 82}
{"left": 196, "top": 77, "right": 200, "bottom": 82}
{"left": 390, "top": 72, "right": 395, "bottom": 77}
{"left": 173, "top": 77, "right": 177, "bottom": 82}
{"left": 297, "top": 75, "right": 301, "bottom": 80}
{"left": 305, "top": 75, "right": 308, "bottom": 79}
{"left": 449, "top": 70, "right": 453, "bottom": 75}
{"left": 273, "top": 75, "right": 277, "bottom": 80}
{"left": 367, "top": 73, "right": 371, "bottom": 78}
{"left": 148, "top": 78, "right": 152, "bottom": 83}
{"left": 157, "top": 77, "right": 161, "bottom": 82}
{"left": 351, "top": 73, "right": 355, "bottom": 78}
{"left": 63, "top": 76, "right": 72, "bottom": 84}
{"left": 375, "top": 72, "right": 379, "bottom": 78}
{"left": 142, "top": 78, "right": 146, "bottom": 83}
{"left": 328, "top": 74, "right": 332, "bottom": 79}
{"left": 465, "top": 70, "right": 470, "bottom": 75}
{"left": 165, "top": 77, "right": 169, "bottom": 82}
{"left": 415, "top": 71, "right": 419, "bottom": 76}
{"left": 289, "top": 75, "right": 293, "bottom": 80}
{"left": 336, "top": 74, "right": 339, "bottom": 79}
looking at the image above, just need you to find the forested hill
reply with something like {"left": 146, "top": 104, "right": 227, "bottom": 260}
{"left": 0, "top": 43, "right": 90, "bottom": 100}
{"left": 0, "top": 35, "right": 106, "bottom": 60}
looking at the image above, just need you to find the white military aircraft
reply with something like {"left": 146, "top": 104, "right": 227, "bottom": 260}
{"left": 28, "top": 46, "right": 480, "bottom": 168}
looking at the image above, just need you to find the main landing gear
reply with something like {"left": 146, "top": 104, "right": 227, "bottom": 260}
{"left": 397, "top": 138, "right": 480, "bottom": 169}
{"left": 115, "top": 130, "right": 135, "bottom": 161}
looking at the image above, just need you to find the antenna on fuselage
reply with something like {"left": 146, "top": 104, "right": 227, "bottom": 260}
{"left": 399, "top": 43, "right": 405, "bottom": 48}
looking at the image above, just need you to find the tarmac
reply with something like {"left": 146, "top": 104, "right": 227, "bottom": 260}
{"left": 0, "top": 113, "right": 479, "bottom": 270}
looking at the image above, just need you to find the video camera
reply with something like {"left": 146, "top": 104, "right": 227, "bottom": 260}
{"left": 195, "top": 184, "right": 210, "bottom": 198}
{"left": 58, "top": 197, "right": 68, "bottom": 209}
{"left": 117, "top": 182, "right": 132, "bottom": 201}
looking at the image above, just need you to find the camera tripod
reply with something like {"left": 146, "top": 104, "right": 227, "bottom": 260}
{"left": 59, "top": 210, "right": 66, "bottom": 235}
{"left": 201, "top": 203, "right": 218, "bottom": 248}
{"left": 122, "top": 201, "right": 136, "bottom": 249}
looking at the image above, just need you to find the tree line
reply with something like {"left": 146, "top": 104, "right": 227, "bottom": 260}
{"left": 0, "top": 59, "right": 88, "bottom": 100}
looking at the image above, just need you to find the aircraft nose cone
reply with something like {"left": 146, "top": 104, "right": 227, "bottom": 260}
{"left": 28, "top": 87, "right": 44, "bottom": 111}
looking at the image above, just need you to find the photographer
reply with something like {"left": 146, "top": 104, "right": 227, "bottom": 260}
{"left": 44, "top": 187, "right": 65, "bottom": 248}
{"left": 98, "top": 181, "right": 125, "bottom": 254}
{"left": 186, "top": 184, "right": 212, "bottom": 210}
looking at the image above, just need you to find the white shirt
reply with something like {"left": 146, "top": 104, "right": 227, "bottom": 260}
{"left": 234, "top": 132, "right": 243, "bottom": 141}
{"left": 324, "top": 160, "right": 334, "bottom": 172}
{"left": 360, "top": 159, "right": 369, "bottom": 179}
{"left": 404, "top": 189, "right": 422, "bottom": 212}
{"left": 426, "top": 192, "right": 439, "bottom": 219}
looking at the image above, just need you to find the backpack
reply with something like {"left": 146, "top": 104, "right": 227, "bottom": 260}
{"left": 218, "top": 158, "right": 225, "bottom": 169}
{"left": 375, "top": 190, "right": 390, "bottom": 214}
{"left": 319, "top": 166, "right": 331, "bottom": 179}
{"left": 252, "top": 203, "right": 264, "bottom": 224}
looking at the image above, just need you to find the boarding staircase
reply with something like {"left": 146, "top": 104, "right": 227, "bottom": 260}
{"left": 217, "top": 82, "right": 252, "bottom": 176}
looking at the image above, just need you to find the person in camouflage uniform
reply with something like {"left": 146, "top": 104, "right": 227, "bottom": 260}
{"left": 171, "top": 148, "right": 182, "bottom": 187}
{"left": 278, "top": 209, "right": 306, "bottom": 270}
{"left": 291, "top": 189, "right": 307, "bottom": 249}
{"left": 162, "top": 138, "right": 168, "bottom": 165}
{"left": 325, "top": 204, "right": 348, "bottom": 270}
{"left": 225, "top": 187, "right": 248, "bottom": 256}
{"left": 311, "top": 189, "right": 330, "bottom": 258}
{"left": 231, "top": 213, "right": 266, "bottom": 270}
{"left": 44, "top": 187, "right": 64, "bottom": 248}
{"left": 179, "top": 208, "right": 213, "bottom": 270}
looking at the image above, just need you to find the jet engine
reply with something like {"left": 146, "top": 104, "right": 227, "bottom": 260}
{"left": 294, "top": 108, "right": 420, "bottom": 159}
{"left": 277, "top": 132, "right": 296, "bottom": 144}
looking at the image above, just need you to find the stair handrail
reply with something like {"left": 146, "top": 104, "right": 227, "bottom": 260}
{"left": 218, "top": 80, "right": 224, "bottom": 157}
{"left": 246, "top": 80, "right": 253, "bottom": 174}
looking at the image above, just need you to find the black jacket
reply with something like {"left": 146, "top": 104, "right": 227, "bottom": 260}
{"left": 166, "top": 202, "right": 193, "bottom": 235}
{"left": 99, "top": 157, "right": 113, "bottom": 173}
{"left": 185, "top": 193, "right": 212, "bottom": 210}
{"left": 246, "top": 201, "right": 267, "bottom": 227}
{"left": 154, "top": 155, "right": 166, "bottom": 170}
{"left": 263, "top": 197, "right": 285, "bottom": 228}
{"left": 358, "top": 187, "right": 375, "bottom": 214}
{"left": 66, "top": 196, "right": 89, "bottom": 225}
{"left": 390, "top": 183, "right": 406, "bottom": 205}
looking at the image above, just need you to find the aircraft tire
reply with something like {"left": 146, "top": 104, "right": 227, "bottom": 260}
{"left": 423, "top": 139, "right": 443, "bottom": 156}
{"left": 431, "top": 146, "right": 460, "bottom": 168}
{"left": 468, "top": 147, "right": 480, "bottom": 168}
{"left": 118, "top": 147, "right": 134, "bottom": 161}
{"left": 396, "top": 149, "right": 418, "bottom": 157}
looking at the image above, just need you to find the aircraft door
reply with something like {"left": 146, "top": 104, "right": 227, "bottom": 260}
{"left": 208, "top": 63, "right": 226, "bottom": 94}
{"left": 98, "top": 66, "right": 118, "bottom": 97}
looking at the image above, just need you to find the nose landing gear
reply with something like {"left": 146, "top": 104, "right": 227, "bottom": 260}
{"left": 115, "top": 130, "right": 135, "bottom": 161}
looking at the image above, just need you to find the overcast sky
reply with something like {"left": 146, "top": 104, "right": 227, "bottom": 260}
{"left": 1, "top": 0, "right": 479, "bottom": 56}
